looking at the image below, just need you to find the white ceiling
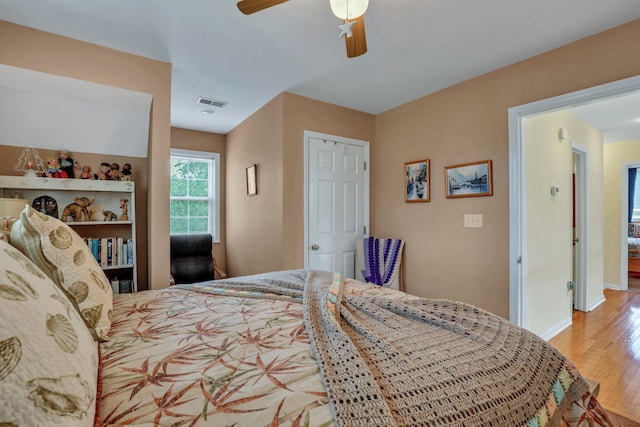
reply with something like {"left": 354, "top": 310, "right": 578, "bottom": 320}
{"left": 1, "top": 0, "right": 640, "bottom": 138}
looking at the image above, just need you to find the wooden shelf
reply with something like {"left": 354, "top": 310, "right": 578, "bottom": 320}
{"left": 0, "top": 175, "right": 138, "bottom": 292}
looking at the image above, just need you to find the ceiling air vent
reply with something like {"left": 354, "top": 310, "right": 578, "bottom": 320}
{"left": 197, "top": 97, "right": 228, "bottom": 108}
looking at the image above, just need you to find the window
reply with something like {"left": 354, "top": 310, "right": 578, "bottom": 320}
{"left": 170, "top": 149, "right": 220, "bottom": 241}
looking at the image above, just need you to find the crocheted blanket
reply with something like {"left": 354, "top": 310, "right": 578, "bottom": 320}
{"left": 361, "top": 237, "right": 403, "bottom": 286}
{"left": 180, "top": 270, "right": 589, "bottom": 427}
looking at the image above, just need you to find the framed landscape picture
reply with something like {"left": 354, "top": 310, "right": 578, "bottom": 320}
{"left": 444, "top": 160, "right": 493, "bottom": 198}
{"left": 405, "top": 159, "right": 430, "bottom": 202}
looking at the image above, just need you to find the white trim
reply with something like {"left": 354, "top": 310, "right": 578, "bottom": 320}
{"left": 571, "top": 143, "right": 590, "bottom": 312}
{"left": 540, "top": 318, "right": 572, "bottom": 341}
{"left": 509, "top": 74, "right": 640, "bottom": 327}
{"left": 508, "top": 108, "right": 525, "bottom": 327}
{"left": 588, "top": 295, "right": 607, "bottom": 311}
{"left": 604, "top": 282, "right": 621, "bottom": 291}
{"left": 169, "top": 148, "right": 221, "bottom": 243}
{"left": 303, "top": 130, "right": 370, "bottom": 270}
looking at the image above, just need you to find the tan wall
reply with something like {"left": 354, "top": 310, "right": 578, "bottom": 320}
{"left": 281, "top": 93, "right": 375, "bottom": 269}
{"left": 225, "top": 93, "right": 375, "bottom": 277}
{"left": 603, "top": 140, "right": 640, "bottom": 286}
{"left": 226, "top": 95, "right": 285, "bottom": 276}
{"left": 374, "top": 19, "right": 640, "bottom": 318}
{"left": 0, "top": 20, "right": 172, "bottom": 291}
{"left": 170, "top": 127, "right": 227, "bottom": 271}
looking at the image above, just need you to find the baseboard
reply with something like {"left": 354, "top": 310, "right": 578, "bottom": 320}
{"left": 540, "top": 318, "right": 572, "bottom": 341}
{"left": 589, "top": 296, "right": 606, "bottom": 311}
{"left": 604, "top": 282, "right": 621, "bottom": 290}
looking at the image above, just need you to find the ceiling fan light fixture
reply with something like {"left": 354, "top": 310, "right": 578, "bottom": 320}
{"left": 330, "top": 0, "right": 368, "bottom": 20}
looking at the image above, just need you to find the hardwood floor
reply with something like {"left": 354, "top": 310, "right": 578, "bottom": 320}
{"left": 549, "top": 288, "right": 640, "bottom": 422}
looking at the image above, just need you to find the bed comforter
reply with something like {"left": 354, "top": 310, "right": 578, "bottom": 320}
{"left": 99, "top": 270, "right": 612, "bottom": 426}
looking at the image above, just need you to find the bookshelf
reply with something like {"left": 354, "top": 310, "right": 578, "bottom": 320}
{"left": 0, "top": 176, "right": 137, "bottom": 292}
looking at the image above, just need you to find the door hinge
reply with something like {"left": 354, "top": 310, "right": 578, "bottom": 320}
{"left": 364, "top": 226, "right": 367, "bottom": 235}
{"left": 364, "top": 161, "right": 367, "bottom": 171}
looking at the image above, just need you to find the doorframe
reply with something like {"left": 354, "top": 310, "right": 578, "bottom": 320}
{"left": 619, "top": 161, "right": 639, "bottom": 292}
{"left": 571, "top": 143, "right": 589, "bottom": 312}
{"left": 303, "top": 130, "right": 370, "bottom": 270}
{"left": 509, "top": 74, "right": 640, "bottom": 327}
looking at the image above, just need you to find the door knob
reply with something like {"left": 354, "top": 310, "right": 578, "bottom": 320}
{"left": 311, "top": 244, "right": 319, "bottom": 250}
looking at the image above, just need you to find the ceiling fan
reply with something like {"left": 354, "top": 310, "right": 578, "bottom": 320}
{"left": 236, "top": 0, "right": 368, "bottom": 58}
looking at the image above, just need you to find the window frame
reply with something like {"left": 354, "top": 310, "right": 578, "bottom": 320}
{"left": 170, "top": 148, "right": 220, "bottom": 242}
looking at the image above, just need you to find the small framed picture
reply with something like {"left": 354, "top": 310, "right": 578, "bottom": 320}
{"left": 246, "top": 164, "right": 257, "bottom": 196}
{"left": 444, "top": 160, "right": 493, "bottom": 198}
{"left": 405, "top": 159, "right": 430, "bottom": 202}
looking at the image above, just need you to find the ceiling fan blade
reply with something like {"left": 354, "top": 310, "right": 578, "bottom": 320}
{"left": 345, "top": 16, "right": 367, "bottom": 58}
{"left": 237, "top": 0, "right": 289, "bottom": 15}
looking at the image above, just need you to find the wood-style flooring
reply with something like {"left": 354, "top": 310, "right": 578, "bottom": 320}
{"left": 549, "top": 288, "right": 640, "bottom": 422}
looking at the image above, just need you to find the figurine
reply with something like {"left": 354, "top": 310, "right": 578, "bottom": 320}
{"left": 102, "top": 210, "right": 117, "bottom": 221}
{"left": 110, "top": 163, "right": 122, "bottom": 181}
{"left": 44, "top": 159, "right": 68, "bottom": 178}
{"left": 120, "top": 198, "right": 129, "bottom": 221}
{"left": 80, "top": 165, "right": 92, "bottom": 179}
{"left": 94, "top": 162, "right": 112, "bottom": 180}
{"left": 58, "top": 150, "right": 78, "bottom": 178}
{"left": 121, "top": 163, "right": 132, "bottom": 181}
{"left": 61, "top": 193, "right": 96, "bottom": 222}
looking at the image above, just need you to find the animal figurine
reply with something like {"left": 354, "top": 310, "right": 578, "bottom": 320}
{"left": 102, "top": 210, "right": 117, "bottom": 221}
{"left": 121, "top": 163, "right": 132, "bottom": 181}
{"left": 119, "top": 198, "right": 129, "bottom": 221}
{"left": 60, "top": 193, "right": 96, "bottom": 222}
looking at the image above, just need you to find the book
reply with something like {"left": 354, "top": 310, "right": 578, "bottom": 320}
{"left": 100, "top": 239, "right": 108, "bottom": 266}
{"left": 91, "top": 239, "right": 100, "bottom": 263}
{"left": 117, "top": 237, "right": 124, "bottom": 265}
{"left": 126, "top": 239, "right": 134, "bottom": 265}
{"left": 106, "top": 238, "right": 113, "bottom": 266}
{"left": 122, "top": 244, "right": 128, "bottom": 266}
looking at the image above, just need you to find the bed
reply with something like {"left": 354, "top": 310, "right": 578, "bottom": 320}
{"left": 0, "top": 209, "right": 614, "bottom": 426}
{"left": 627, "top": 224, "right": 640, "bottom": 276}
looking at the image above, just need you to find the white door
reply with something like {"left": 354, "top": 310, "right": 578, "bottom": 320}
{"left": 305, "top": 132, "right": 369, "bottom": 278}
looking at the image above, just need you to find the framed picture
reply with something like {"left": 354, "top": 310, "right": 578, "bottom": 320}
{"left": 444, "top": 160, "right": 493, "bottom": 198}
{"left": 246, "top": 164, "right": 257, "bottom": 196}
{"left": 404, "top": 159, "right": 430, "bottom": 202}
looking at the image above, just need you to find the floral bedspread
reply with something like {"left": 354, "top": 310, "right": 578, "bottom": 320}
{"left": 99, "top": 276, "right": 612, "bottom": 426}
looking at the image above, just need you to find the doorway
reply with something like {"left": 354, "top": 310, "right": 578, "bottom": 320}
{"left": 572, "top": 145, "right": 589, "bottom": 311}
{"left": 620, "top": 162, "right": 640, "bottom": 291}
{"left": 303, "top": 131, "right": 370, "bottom": 278}
{"left": 509, "top": 74, "right": 640, "bottom": 332}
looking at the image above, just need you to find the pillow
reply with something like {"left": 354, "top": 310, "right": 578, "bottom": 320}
{"left": 10, "top": 205, "right": 113, "bottom": 341}
{"left": 0, "top": 216, "right": 18, "bottom": 243}
{"left": 0, "top": 238, "right": 98, "bottom": 426}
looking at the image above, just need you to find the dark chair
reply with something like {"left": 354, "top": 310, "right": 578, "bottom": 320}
{"left": 169, "top": 233, "right": 227, "bottom": 285}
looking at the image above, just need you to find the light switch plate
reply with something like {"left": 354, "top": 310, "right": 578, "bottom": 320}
{"left": 464, "top": 214, "right": 483, "bottom": 228}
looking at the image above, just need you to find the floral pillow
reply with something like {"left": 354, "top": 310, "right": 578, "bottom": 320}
{"left": 0, "top": 238, "right": 98, "bottom": 426}
{"left": 10, "top": 205, "right": 113, "bottom": 341}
